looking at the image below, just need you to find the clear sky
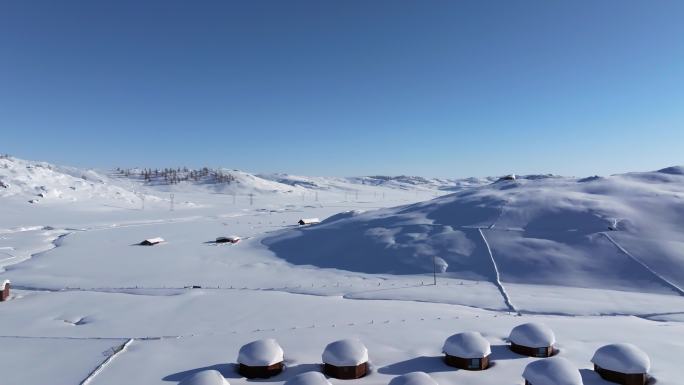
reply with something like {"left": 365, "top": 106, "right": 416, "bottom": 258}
{"left": 1, "top": 1, "right": 683, "bottom": 177}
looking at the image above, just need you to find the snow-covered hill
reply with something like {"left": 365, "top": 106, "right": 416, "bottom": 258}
{"left": 264, "top": 168, "right": 684, "bottom": 296}
{"left": 0, "top": 156, "right": 160, "bottom": 205}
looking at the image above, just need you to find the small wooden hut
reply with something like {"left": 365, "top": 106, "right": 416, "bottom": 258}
{"left": 140, "top": 237, "right": 164, "bottom": 246}
{"left": 237, "top": 339, "right": 284, "bottom": 379}
{"left": 591, "top": 343, "right": 650, "bottom": 385}
{"left": 509, "top": 322, "right": 556, "bottom": 357}
{"left": 322, "top": 339, "right": 369, "bottom": 379}
{"left": 1, "top": 280, "right": 10, "bottom": 301}
{"left": 298, "top": 218, "right": 321, "bottom": 225}
{"left": 179, "top": 369, "right": 230, "bottom": 385}
{"left": 442, "top": 331, "right": 491, "bottom": 370}
{"left": 522, "top": 357, "right": 582, "bottom": 385}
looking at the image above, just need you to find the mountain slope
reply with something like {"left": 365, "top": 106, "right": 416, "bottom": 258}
{"left": 263, "top": 168, "right": 684, "bottom": 296}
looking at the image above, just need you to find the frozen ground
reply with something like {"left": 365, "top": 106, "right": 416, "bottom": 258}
{"left": 0, "top": 157, "right": 683, "bottom": 384}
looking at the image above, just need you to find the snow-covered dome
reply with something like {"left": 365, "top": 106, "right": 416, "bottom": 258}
{"left": 179, "top": 370, "right": 230, "bottom": 385}
{"left": 322, "top": 339, "right": 369, "bottom": 366}
{"left": 237, "top": 339, "right": 284, "bottom": 366}
{"left": 522, "top": 357, "right": 582, "bottom": 385}
{"left": 284, "top": 372, "right": 332, "bottom": 385}
{"left": 388, "top": 372, "right": 438, "bottom": 385}
{"left": 442, "top": 332, "right": 491, "bottom": 358}
{"left": 509, "top": 322, "right": 556, "bottom": 347}
{"left": 591, "top": 343, "right": 650, "bottom": 374}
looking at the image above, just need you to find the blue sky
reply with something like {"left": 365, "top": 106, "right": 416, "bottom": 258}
{"left": 1, "top": 1, "right": 683, "bottom": 177}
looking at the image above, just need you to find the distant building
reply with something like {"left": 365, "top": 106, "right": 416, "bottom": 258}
{"left": 298, "top": 218, "right": 321, "bottom": 225}
{"left": 442, "top": 331, "right": 491, "bottom": 370}
{"left": 322, "top": 339, "right": 369, "bottom": 379}
{"left": 522, "top": 357, "right": 582, "bottom": 385}
{"left": 139, "top": 237, "right": 164, "bottom": 246}
{"left": 591, "top": 343, "right": 650, "bottom": 385}
{"left": 216, "top": 236, "right": 241, "bottom": 244}
{"left": 1, "top": 280, "right": 10, "bottom": 301}
{"left": 237, "top": 339, "right": 284, "bottom": 379}
{"left": 509, "top": 322, "right": 556, "bottom": 357}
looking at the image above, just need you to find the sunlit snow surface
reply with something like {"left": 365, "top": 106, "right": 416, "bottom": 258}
{"left": 0, "top": 157, "right": 683, "bottom": 385}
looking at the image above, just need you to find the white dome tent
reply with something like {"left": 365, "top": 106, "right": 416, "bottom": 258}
{"left": 442, "top": 332, "right": 491, "bottom": 370}
{"left": 522, "top": 357, "right": 583, "bottom": 385}
{"left": 388, "top": 372, "right": 438, "bottom": 385}
{"left": 591, "top": 343, "right": 650, "bottom": 385}
{"left": 509, "top": 322, "right": 556, "bottom": 357}
{"left": 285, "top": 372, "right": 333, "bottom": 385}
{"left": 237, "top": 338, "right": 284, "bottom": 379}
{"left": 322, "top": 339, "right": 369, "bottom": 379}
{"left": 179, "top": 370, "right": 230, "bottom": 385}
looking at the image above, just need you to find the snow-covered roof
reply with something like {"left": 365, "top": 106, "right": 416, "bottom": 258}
{"left": 322, "top": 339, "right": 369, "bottom": 366}
{"left": 1, "top": 280, "right": 9, "bottom": 289}
{"left": 299, "top": 218, "right": 320, "bottom": 224}
{"left": 522, "top": 357, "right": 582, "bottom": 385}
{"left": 591, "top": 343, "right": 650, "bottom": 374}
{"left": 442, "top": 331, "right": 491, "bottom": 358}
{"left": 237, "top": 339, "right": 284, "bottom": 366}
{"left": 217, "top": 236, "right": 241, "bottom": 242}
{"left": 179, "top": 370, "right": 230, "bottom": 385}
{"left": 141, "top": 237, "right": 164, "bottom": 244}
{"left": 284, "top": 372, "right": 332, "bottom": 385}
{"left": 509, "top": 322, "right": 556, "bottom": 347}
{"left": 388, "top": 372, "right": 438, "bottom": 385}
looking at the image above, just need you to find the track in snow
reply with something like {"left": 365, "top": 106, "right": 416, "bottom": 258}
{"left": 477, "top": 228, "right": 518, "bottom": 314}
{"left": 601, "top": 232, "right": 684, "bottom": 296}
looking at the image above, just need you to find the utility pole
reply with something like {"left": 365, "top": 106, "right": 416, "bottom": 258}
{"left": 170, "top": 193, "right": 174, "bottom": 211}
{"left": 315, "top": 191, "right": 318, "bottom": 202}
{"left": 249, "top": 193, "right": 254, "bottom": 206}
{"left": 232, "top": 193, "right": 236, "bottom": 205}
{"left": 355, "top": 190, "right": 358, "bottom": 201}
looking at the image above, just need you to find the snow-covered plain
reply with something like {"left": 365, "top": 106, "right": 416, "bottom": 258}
{"left": 0, "top": 156, "right": 683, "bottom": 385}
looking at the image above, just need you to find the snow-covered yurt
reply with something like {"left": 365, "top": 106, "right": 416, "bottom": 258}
{"left": 388, "top": 372, "right": 438, "bottom": 385}
{"left": 509, "top": 322, "right": 556, "bottom": 357}
{"left": 591, "top": 343, "right": 650, "bottom": 385}
{"left": 237, "top": 338, "right": 284, "bottom": 379}
{"left": 522, "top": 357, "right": 583, "bottom": 385}
{"left": 322, "top": 339, "right": 369, "bottom": 379}
{"left": 179, "top": 370, "right": 230, "bottom": 385}
{"left": 442, "top": 332, "right": 491, "bottom": 370}
{"left": 1, "top": 280, "right": 9, "bottom": 301}
{"left": 139, "top": 237, "right": 164, "bottom": 246}
{"left": 285, "top": 372, "right": 333, "bottom": 385}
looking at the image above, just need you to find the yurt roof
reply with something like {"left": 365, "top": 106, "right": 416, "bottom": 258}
{"left": 142, "top": 237, "right": 164, "bottom": 244}
{"left": 522, "top": 357, "right": 582, "bottom": 385}
{"left": 179, "top": 370, "right": 230, "bottom": 385}
{"left": 237, "top": 339, "right": 284, "bottom": 367}
{"left": 284, "top": 372, "right": 332, "bottom": 385}
{"left": 509, "top": 322, "right": 556, "bottom": 347}
{"left": 388, "top": 372, "right": 439, "bottom": 385}
{"left": 322, "top": 339, "right": 369, "bottom": 366}
{"left": 442, "top": 331, "right": 491, "bottom": 358}
{"left": 591, "top": 343, "right": 651, "bottom": 374}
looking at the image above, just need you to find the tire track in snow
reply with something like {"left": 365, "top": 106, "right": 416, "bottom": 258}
{"left": 478, "top": 228, "right": 518, "bottom": 314}
{"left": 601, "top": 232, "right": 684, "bottom": 296}
{"left": 79, "top": 338, "right": 134, "bottom": 385}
